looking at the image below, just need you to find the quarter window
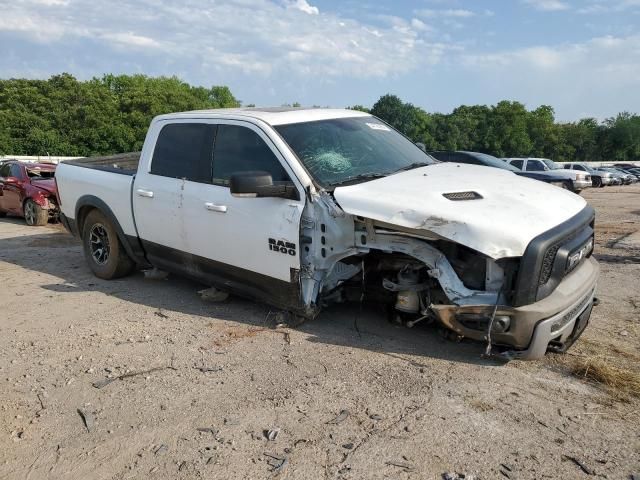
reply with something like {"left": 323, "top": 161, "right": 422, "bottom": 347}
{"left": 151, "top": 123, "right": 216, "bottom": 183}
{"left": 212, "top": 125, "right": 290, "bottom": 186}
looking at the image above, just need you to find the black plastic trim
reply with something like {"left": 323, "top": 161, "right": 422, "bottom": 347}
{"left": 141, "top": 240, "right": 304, "bottom": 313}
{"left": 513, "top": 205, "right": 595, "bottom": 307}
{"left": 59, "top": 212, "right": 78, "bottom": 236}
{"left": 74, "top": 195, "right": 147, "bottom": 265}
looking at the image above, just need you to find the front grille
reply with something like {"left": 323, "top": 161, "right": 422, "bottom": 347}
{"left": 512, "top": 206, "right": 595, "bottom": 307}
{"left": 539, "top": 244, "right": 561, "bottom": 285}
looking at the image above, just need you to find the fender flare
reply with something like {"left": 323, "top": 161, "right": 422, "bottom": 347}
{"left": 75, "top": 195, "right": 147, "bottom": 265}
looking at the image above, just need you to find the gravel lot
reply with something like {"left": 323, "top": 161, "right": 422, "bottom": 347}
{"left": 1, "top": 185, "right": 639, "bottom": 480}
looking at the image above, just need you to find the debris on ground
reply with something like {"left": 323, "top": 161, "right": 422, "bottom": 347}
{"left": 265, "top": 428, "right": 280, "bottom": 441}
{"left": 76, "top": 408, "right": 95, "bottom": 433}
{"left": 154, "top": 444, "right": 169, "bottom": 456}
{"left": 194, "top": 366, "right": 223, "bottom": 373}
{"left": 198, "top": 287, "right": 230, "bottom": 302}
{"left": 92, "top": 364, "right": 177, "bottom": 389}
{"left": 443, "top": 473, "right": 477, "bottom": 480}
{"left": 562, "top": 455, "right": 595, "bottom": 475}
{"left": 326, "top": 409, "right": 349, "bottom": 425}
{"left": 143, "top": 268, "right": 169, "bottom": 280}
{"left": 264, "top": 453, "right": 288, "bottom": 475}
{"left": 386, "top": 460, "right": 415, "bottom": 471}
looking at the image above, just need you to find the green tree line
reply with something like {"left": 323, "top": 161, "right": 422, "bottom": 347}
{"left": 0, "top": 73, "right": 239, "bottom": 156}
{"left": 1, "top": 74, "right": 638, "bottom": 162}
{"left": 360, "top": 95, "right": 640, "bottom": 162}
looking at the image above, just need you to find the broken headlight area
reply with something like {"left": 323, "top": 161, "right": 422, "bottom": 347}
{"left": 456, "top": 312, "right": 512, "bottom": 334}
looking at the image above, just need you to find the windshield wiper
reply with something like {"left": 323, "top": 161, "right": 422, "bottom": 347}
{"left": 393, "top": 162, "right": 431, "bottom": 173}
{"left": 329, "top": 172, "right": 388, "bottom": 187}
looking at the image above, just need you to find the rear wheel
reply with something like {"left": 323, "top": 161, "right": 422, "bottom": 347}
{"left": 82, "top": 209, "right": 135, "bottom": 279}
{"left": 0, "top": 210, "right": 6, "bottom": 218}
{"left": 24, "top": 199, "right": 48, "bottom": 226}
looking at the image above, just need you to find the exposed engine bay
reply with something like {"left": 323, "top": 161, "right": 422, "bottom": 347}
{"left": 298, "top": 192, "right": 516, "bottom": 342}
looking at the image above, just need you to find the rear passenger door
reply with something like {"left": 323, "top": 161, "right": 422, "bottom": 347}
{"left": 133, "top": 122, "right": 217, "bottom": 270}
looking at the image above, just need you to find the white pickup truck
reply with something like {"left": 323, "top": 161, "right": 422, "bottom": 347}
{"left": 56, "top": 108, "right": 599, "bottom": 359}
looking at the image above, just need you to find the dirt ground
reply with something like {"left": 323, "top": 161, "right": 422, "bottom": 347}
{"left": 1, "top": 186, "right": 639, "bottom": 480}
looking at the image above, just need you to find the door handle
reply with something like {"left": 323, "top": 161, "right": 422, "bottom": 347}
{"left": 136, "top": 189, "right": 154, "bottom": 198}
{"left": 205, "top": 202, "right": 227, "bottom": 213}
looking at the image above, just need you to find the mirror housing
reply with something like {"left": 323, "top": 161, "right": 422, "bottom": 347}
{"left": 230, "top": 171, "right": 299, "bottom": 200}
{"left": 3, "top": 176, "right": 19, "bottom": 184}
{"left": 415, "top": 142, "right": 426, "bottom": 153}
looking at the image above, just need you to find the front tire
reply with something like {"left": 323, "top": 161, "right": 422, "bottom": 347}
{"left": 24, "top": 199, "right": 48, "bottom": 226}
{"left": 82, "top": 209, "right": 135, "bottom": 279}
{"left": 592, "top": 177, "right": 602, "bottom": 188}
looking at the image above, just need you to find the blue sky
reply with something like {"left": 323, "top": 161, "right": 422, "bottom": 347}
{"left": 1, "top": 0, "right": 639, "bottom": 120}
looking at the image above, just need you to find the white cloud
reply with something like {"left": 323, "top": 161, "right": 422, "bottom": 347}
{"left": 415, "top": 8, "right": 476, "bottom": 18}
{"left": 522, "top": 0, "right": 570, "bottom": 11}
{"left": 578, "top": 0, "right": 640, "bottom": 13}
{"left": 461, "top": 34, "right": 640, "bottom": 119}
{"left": 0, "top": 0, "right": 452, "bottom": 79}
{"left": 285, "top": 0, "right": 319, "bottom": 15}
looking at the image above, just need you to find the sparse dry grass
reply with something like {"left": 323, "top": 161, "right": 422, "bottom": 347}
{"left": 566, "top": 355, "right": 640, "bottom": 400}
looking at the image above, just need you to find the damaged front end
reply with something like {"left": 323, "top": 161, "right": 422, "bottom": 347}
{"left": 298, "top": 191, "right": 598, "bottom": 360}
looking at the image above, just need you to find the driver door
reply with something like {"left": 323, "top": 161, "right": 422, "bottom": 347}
{"left": 184, "top": 121, "right": 305, "bottom": 285}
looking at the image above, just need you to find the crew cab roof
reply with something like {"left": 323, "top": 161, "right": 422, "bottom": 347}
{"left": 154, "top": 107, "right": 371, "bottom": 126}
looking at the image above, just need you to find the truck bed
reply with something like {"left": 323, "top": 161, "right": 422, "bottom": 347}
{"left": 65, "top": 152, "right": 141, "bottom": 175}
{"left": 56, "top": 153, "right": 139, "bottom": 239}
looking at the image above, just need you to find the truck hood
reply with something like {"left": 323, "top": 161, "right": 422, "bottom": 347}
{"left": 333, "top": 163, "right": 587, "bottom": 259}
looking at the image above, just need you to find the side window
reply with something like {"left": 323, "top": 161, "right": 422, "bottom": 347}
{"left": 564, "top": 165, "right": 571, "bottom": 169}
{"left": 526, "top": 160, "right": 545, "bottom": 172}
{"left": 150, "top": 123, "right": 215, "bottom": 183}
{"left": 0, "top": 164, "right": 10, "bottom": 178}
{"left": 10, "top": 164, "right": 23, "bottom": 178}
{"left": 212, "top": 124, "right": 290, "bottom": 186}
{"left": 510, "top": 160, "right": 524, "bottom": 170}
{"left": 575, "top": 165, "right": 586, "bottom": 171}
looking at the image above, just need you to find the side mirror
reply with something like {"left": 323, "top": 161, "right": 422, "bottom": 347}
{"left": 230, "top": 171, "right": 299, "bottom": 200}
{"left": 3, "top": 176, "right": 19, "bottom": 184}
{"left": 415, "top": 142, "right": 426, "bottom": 153}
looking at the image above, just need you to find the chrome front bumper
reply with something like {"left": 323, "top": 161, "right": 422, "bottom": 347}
{"left": 573, "top": 179, "right": 593, "bottom": 190}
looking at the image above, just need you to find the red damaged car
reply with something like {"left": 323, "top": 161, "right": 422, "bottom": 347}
{"left": 0, "top": 160, "right": 59, "bottom": 226}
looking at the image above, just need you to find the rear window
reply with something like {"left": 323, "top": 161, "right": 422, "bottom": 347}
{"left": 151, "top": 123, "right": 216, "bottom": 183}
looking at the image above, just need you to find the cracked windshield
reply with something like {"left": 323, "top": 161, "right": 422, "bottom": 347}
{"left": 276, "top": 116, "right": 434, "bottom": 187}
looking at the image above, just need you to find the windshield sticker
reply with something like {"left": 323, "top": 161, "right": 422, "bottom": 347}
{"left": 366, "top": 122, "right": 391, "bottom": 132}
